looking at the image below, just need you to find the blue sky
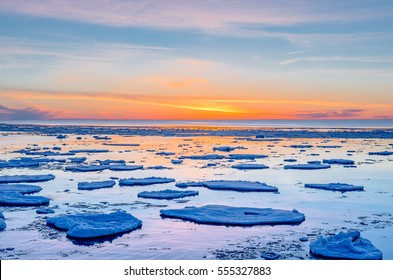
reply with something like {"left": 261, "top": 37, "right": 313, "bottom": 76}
{"left": 0, "top": 0, "right": 392, "bottom": 120}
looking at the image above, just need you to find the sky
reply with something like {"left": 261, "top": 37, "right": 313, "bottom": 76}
{"left": 0, "top": 0, "right": 392, "bottom": 120}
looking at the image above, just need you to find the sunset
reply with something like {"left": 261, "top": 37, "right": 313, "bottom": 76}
{"left": 1, "top": 1, "right": 393, "bottom": 276}
{"left": 1, "top": 0, "right": 392, "bottom": 120}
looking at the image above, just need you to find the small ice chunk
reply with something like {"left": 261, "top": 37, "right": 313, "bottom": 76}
{"left": 108, "top": 165, "right": 143, "bottom": 171}
{"left": 368, "top": 151, "right": 393, "bottom": 156}
{"left": 317, "top": 145, "right": 342, "bottom": 148}
{"left": 290, "top": 145, "right": 313, "bottom": 148}
{"left": 0, "top": 192, "right": 49, "bottom": 206}
{"left": 46, "top": 211, "right": 142, "bottom": 239}
{"left": 78, "top": 180, "right": 116, "bottom": 190}
{"left": 65, "top": 165, "right": 108, "bottom": 172}
{"left": 299, "top": 237, "right": 309, "bottom": 242}
{"left": 0, "top": 184, "right": 42, "bottom": 194}
{"left": 177, "top": 180, "right": 278, "bottom": 192}
{"left": 323, "top": 159, "right": 355, "bottom": 165}
{"left": 69, "top": 149, "right": 109, "bottom": 153}
{"left": 181, "top": 154, "right": 225, "bottom": 160}
{"left": 156, "top": 152, "right": 176, "bottom": 156}
{"left": 310, "top": 231, "right": 382, "bottom": 260}
{"left": 171, "top": 159, "right": 183, "bottom": 164}
{"left": 261, "top": 252, "right": 280, "bottom": 260}
{"left": 212, "top": 146, "right": 242, "bottom": 152}
{"left": 284, "top": 159, "right": 297, "bottom": 162}
{"left": 119, "top": 177, "right": 175, "bottom": 186}
{"left": 228, "top": 154, "right": 268, "bottom": 160}
{"left": 305, "top": 183, "right": 364, "bottom": 192}
{"left": 160, "top": 205, "right": 305, "bottom": 226}
{"left": 0, "top": 174, "right": 55, "bottom": 183}
{"left": 284, "top": 163, "right": 331, "bottom": 170}
{"left": 138, "top": 189, "right": 198, "bottom": 199}
{"left": 36, "top": 207, "right": 55, "bottom": 214}
{"left": 0, "top": 211, "right": 6, "bottom": 230}
{"left": 231, "top": 164, "right": 269, "bottom": 170}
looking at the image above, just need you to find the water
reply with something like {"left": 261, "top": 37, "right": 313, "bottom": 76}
{"left": 0, "top": 123, "right": 392, "bottom": 260}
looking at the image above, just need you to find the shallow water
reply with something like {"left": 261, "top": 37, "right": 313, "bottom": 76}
{"left": 0, "top": 127, "right": 392, "bottom": 260}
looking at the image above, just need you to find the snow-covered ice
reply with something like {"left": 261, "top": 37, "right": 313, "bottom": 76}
{"left": 310, "top": 231, "right": 383, "bottom": 260}
{"left": 284, "top": 163, "right": 331, "bottom": 170}
{"left": 0, "top": 184, "right": 42, "bottom": 194}
{"left": 0, "top": 192, "right": 49, "bottom": 206}
{"left": 305, "top": 183, "right": 364, "bottom": 192}
{"left": 176, "top": 180, "right": 278, "bottom": 192}
{"left": 78, "top": 180, "right": 116, "bottom": 190}
{"left": 46, "top": 211, "right": 142, "bottom": 239}
{"left": 160, "top": 205, "right": 305, "bottom": 226}
{"left": 119, "top": 177, "right": 175, "bottom": 186}
{"left": 322, "top": 159, "right": 355, "bottom": 165}
{"left": 0, "top": 174, "right": 55, "bottom": 183}
{"left": 231, "top": 164, "right": 269, "bottom": 170}
{"left": 138, "top": 189, "right": 198, "bottom": 199}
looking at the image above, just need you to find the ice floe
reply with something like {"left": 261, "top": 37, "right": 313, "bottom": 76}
{"left": 368, "top": 151, "right": 393, "bottom": 156}
{"left": 108, "top": 165, "right": 143, "bottom": 171}
{"left": 69, "top": 149, "right": 109, "bottom": 154}
{"left": 0, "top": 211, "right": 6, "bottom": 230}
{"left": 46, "top": 211, "right": 142, "bottom": 239}
{"left": 0, "top": 184, "right": 42, "bottom": 194}
{"left": 231, "top": 164, "right": 269, "bottom": 170}
{"left": 284, "top": 163, "right": 331, "bottom": 170}
{"left": 228, "top": 154, "right": 268, "bottom": 160}
{"left": 0, "top": 192, "right": 49, "bottom": 206}
{"left": 65, "top": 165, "right": 108, "bottom": 172}
{"left": 305, "top": 183, "right": 364, "bottom": 192}
{"left": 0, "top": 174, "right": 55, "bottom": 183}
{"left": 36, "top": 207, "right": 55, "bottom": 214}
{"left": 78, "top": 180, "right": 116, "bottom": 190}
{"left": 119, "top": 177, "right": 175, "bottom": 186}
{"left": 213, "top": 146, "right": 244, "bottom": 152}
{"left": 290, "top": 145, "right": 313, "bottom": 148}
{"left": 310, "top": 231, "right": 382, "bottom": 260}
{"left": 322, "top": 159, "right": 355, "bottom": 165}
{"left": 138, "top": 189, "right": 198, "bottom": 199}
{"left": 176, "top": 180, "right": 278, "bottom": 192}
{"left": 171, "top": 159, "right": 183, "bottom": 164}
{"left": 181, "top": 154, "right": 225, "bottom": 160}
{"left": 160, "top": 205, "right": 305, "bottom": 226}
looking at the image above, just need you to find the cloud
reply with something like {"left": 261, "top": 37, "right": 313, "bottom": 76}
{"left": 0, "top": 104, "right": 55, "bottom": 120}
{"left": 0, "top": 0, "right": 391, "bottom": 42}
{"left": 293, "top": 109, "right": 365, "bottom": 119}
{"left": 280, "top": 56, "right": 393, "bottom": 65}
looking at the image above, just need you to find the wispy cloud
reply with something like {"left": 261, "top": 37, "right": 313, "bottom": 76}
{"left": 280, "top": 56, "right": 393, "bottom": 65}
{"left": 293, "top": 109, "right": 365, "bottom": 119}
{"left": 0, "top": 104, "right": 55, "bottom": 120}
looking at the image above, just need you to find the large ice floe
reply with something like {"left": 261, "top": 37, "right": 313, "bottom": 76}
{"left": 78, "top": 180, "right": 116, "bottom": 190}
{"left": 231, "top": 164, "right": 269, "bottom": 170}
{"left": 310, "top": 231, "right": 382, "bottom": 260}
{"left": 138, "top": 189, "right": 198, "bottom": 199}
{"left": 119, "top": 177, "right": 175, "bottom": 186}
{"left": 0, "top": 184, "right": 42, "bottom": 194}
{"left": 305, "top": 183, "right": 364, "bottom": 192}
{"left": 0, "top": 192, "right": 49, "bottom": 206}
{"left": 160, "top": 205, "right": 305, "bottom": 226}
{"left": 0, "top": 174, "right": 55, "bottom": 183}
{"left": 176, "top": 180, "right": 278, "bottom": 192}
{"left": 284, "top": 163, "right": 331, "bottom": 170}
{"left": 0, "top": 211, "right": 6, "bottom": 230}
{"left": 46, "top": 211, "right": 142, "bottom": 239}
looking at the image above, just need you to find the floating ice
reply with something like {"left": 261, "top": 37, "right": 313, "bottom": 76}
{"left": 78, "top": 180, "right": 116, "bottom": 190}
{"left": 68, "top": 157, "right": 87, "bottom": 163}
{"left": 0, "top": 184, "right": 42, "bottom": 194}
{"left": 69, "top": 149, "right": 109, "bottom": 153}
{"left": 368, "top": 151, "right": 393, "bottom": 156}
{"left": 310, "top": 231, "right": 382, "bottom": 260}
{"left": 322, "top": 159, "right": 355, "bottom": 165}
{"left": 46, "top": 211, "right": 142, "bottom": 239}
{"left": 156, "top": 152, "right": 176, "bottom": 156}
{"left": 108, "top": 165, "right": 143, "bottom": 171}
{"left": 261, "top": 252, "right": 280, "bottom": 260}
{"left": 0, "top": 158, "right": 40, "bottom": 168}
{"left": 0, "top": 211, "right": 5, "bottom": 230}
{"left": 138, "top": 189, "right": 198, "bottom": 199}
{"left": 0, "top": 192, "right": 49, "bottom": 206}
{"left": 317, "top": 145, "right": 342, "bottom": 148}
{"left": 65, "top": 165, "right": 108, "bottom": 172}
{"left": 171, "top": 159, "right": 183, "bottom": 164}
{"left": 0, "top": 174, "right": 55, "bottom": 183}
{"left": 305, "top": 183, "right": 364, "bottom": 192}
{"left": 212, "top": 146, "right": 244, "bottom": 152}
{"left": 284, "top": 159, "right": 297, "bottom": 162}
{"left": 231, "top": 164, "right": 269, "bottom": 170}
{"left": 177, "top": 180, "right": 278, "bottom": 192}
{"left": 228, "top": 154, "right": 268, "bottom": 160}
{"left": 36, "top": 207, "right": 55, "bottom": 214}
{"left": 284, "top": 163, "right": 331, "bottom": 170}
{"left": 98, "top": 159, "right": 126, "bottom": 165}
{"left": 102, "top": 143, "right": 140, "bottom": 146}
{"left": 290, "top": 145, "right": 313, "bottom": 148}
{"left": 181, "top": 154, "right": 225, "bottom": 160}
{"left": 160, "top": 205, "right": 305, "bottom": 226}
{"left": 119, "top": 177, "right": 175, "bottom": 186}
